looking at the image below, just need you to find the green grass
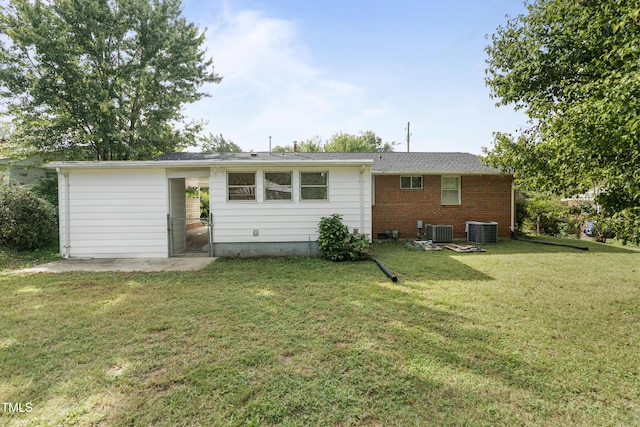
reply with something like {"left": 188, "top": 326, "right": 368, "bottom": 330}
{"left": 1, "top": 239, "right": 639, "bottom": 426}
{"left": 0, "top": 244, "right": 60, "bottom": 271}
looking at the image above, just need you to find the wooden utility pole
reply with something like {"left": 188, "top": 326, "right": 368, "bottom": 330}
{"left": 406, "top": 122, "right": 410, "bottom": 152}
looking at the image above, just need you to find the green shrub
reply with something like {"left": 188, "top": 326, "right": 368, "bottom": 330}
{"left": 200, "top": 187, "right": 210, "bottom": 219}
{"left": 0, "top": 184, "right": 57, "bottom": 250}
{"left": 517, "top": 192, "right": 583, "bottom": 236}
{"left": 32, "top": 175, "right": 59, "bottom": 206}
{"left": 317, "top": 213, "right": 372, "bottom": 261}
{"left": 608, "top": 207, "right": 639, "bottom": 245}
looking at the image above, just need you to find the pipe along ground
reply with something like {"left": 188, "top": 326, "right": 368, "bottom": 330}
{"left": 511, "top": 232, "right": 589, "bottom": 251}
{"left": 371, "top": 258, "right": 398, "bottom": 282}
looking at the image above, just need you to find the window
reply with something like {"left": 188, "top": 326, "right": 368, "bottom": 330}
{"left": 264, "top": 172, "right": 292, "bottom": 200}
{"left": 441, "top": 176, "right": 461, "bottom": 205}
{"left": 400, "top": 176, "right": 423, "bottom": 190}
{"left": 227, "top": 172, "right": 255, "bottom": 201}
{"left": 300, "top": 172, "right": 328, "bottom": 200}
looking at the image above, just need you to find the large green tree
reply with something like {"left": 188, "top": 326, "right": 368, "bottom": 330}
{"left": 0, "top": 0, "right": 220, "bottom": 161}
{"left": 201, "top": 133, "right": 242, "bottom": 153}
{"left": 485, "top": 0, "right": 640, "bottom": 243}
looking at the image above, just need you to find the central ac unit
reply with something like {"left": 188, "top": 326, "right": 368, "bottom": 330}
{"left": 425, "top": 224, "right": 453, "bottom": 242}
{"left": 466, "top": 221, "right": 498, "bottom": 244}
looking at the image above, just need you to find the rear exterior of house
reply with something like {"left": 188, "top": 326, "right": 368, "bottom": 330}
{"left": 373, "top": 174, "right": 513, "bottom": 239}
{"left": 49, "top": 152, "right": 513, "bottom": 258}
{"left": 51, "top": 154, "right": 373, "bottom": 258}
{"left": 368, "top": 152, "right": 513, "bottom": 240}
{"left": 207, "top": 160, "right": 372, "bottom": 256}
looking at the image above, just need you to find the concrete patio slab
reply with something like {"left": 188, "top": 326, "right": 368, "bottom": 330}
{"left": 9, "top": 257, "right": 217, "bottom": 274}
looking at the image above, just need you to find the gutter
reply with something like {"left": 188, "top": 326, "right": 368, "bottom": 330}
{"left": 359, "top": 165, "right": 365, "bottom": 232}
{"left": 511, "top": 180, "right": 516, "bottom": 232}
{"left": 56, "top": 167, "right": 71, "bottom": 258}
{"left": 47, "top": 159, "right": 375, "bottom": 170}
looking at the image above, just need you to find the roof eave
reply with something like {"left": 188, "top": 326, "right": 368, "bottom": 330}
{"left": 46, "top": 159, "right": 375, "bottom": 170}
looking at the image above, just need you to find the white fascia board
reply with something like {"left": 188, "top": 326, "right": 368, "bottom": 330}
{"left": 47, "top": 159, "right": 375, "bottom": 170}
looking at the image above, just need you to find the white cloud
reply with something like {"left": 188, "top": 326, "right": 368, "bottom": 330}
{"left": 185, "top": 7, "right": 384, "bottom": 150}
{"left": 183, "top": 2, "right": 528, "bottom": 153}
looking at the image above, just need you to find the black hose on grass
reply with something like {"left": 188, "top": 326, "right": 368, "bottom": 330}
{"left": 511, "top": 231, "right": 589, "bottom": 251}
{"left": 371, "top": 258, "right": 398, "bottom": 282}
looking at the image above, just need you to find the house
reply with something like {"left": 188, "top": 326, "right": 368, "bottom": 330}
{"left": 0, "top": 155, "right": 53, "bottom": 186}
{"left": 47, "top": 152, "right": 514, "bottom": 258}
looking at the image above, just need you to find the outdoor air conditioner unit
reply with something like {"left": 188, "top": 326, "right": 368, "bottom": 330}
{"left": 425, "top": 224, "right": 453, "bottom": 243}
{"left": 466, "top": 221, "right": 498, "bottom": 244}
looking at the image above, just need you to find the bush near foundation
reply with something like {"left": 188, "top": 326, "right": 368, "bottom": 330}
{"left": 318, "top": 213, "right": 372, "bottom": 261}
{"left": 0, "top": 184, "right": 57, "bottom": 250}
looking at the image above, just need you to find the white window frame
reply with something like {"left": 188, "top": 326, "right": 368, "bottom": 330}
{"left": 300, "top": 171, "right": 329, "bottom": 201}
{"left": 441, "top": 175, "right": 461, "bottom": 205}
{"left": 400, "top": 176, "right": 423, "bottom": 190}
{"left": 264, "top": 171, "right": 293, "bottom": 201}
{"left": 227, "top": 172, "right": 256, "bottom": 201}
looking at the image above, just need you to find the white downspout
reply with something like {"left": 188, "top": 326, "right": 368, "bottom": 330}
{"left": 359, "top": 165, "right": 365, "bottom": 232}
{"left": 510, "top": 180, "right": 515, "bottom": 233}
{"left": 57, "top": 168, "right": 71, "bottom": 258}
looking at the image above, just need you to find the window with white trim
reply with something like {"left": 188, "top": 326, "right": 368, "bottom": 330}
{"left": 400, "top": 176, "right": 423, "bottom": 189}
{"left": 441, "top": 176, "right": 461, "bottom": 205}
{"left": 264, "top": 172, "right": 292, "bottom": 200}
{"left": 227, "top": 172, "right": 256, "bottom": 201}
{"left": 300, "top": 171, "right": 328, "bottom": 200}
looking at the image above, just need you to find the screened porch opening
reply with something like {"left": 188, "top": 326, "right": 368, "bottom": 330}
{"left": 168, "top": 174, "right": 212, "bottom": 257}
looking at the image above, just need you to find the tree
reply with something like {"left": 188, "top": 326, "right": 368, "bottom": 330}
{"left": 484, "top": 0, "right": 640, "bottom": 244}
{"left": 296, "top": 135, "right": 323, "bottom": 152}
{"left": 271, "top": 132, "right": 394, "bottom": 153}
{"left": 201, "top": 133, "right": 242, "bottom": 153}
{"left": 0, "top": 0, "right": 221, "bottom": 161}
{"left": 271, "top": 145, "right": 290, "bottom": 153}
{"left": 324, "top": 130, "right": 395, "bottom": 152}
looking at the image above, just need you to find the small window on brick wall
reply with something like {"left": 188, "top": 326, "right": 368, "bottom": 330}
{"left": 400, "top": 176, "right": 423, "bottom": 190}
{"left": 441, "top": 175, "right": 461, "bottom": 205}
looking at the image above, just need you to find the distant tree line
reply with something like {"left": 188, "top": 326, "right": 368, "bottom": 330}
{"left": 272, "top": 131, "right": 396, "bottom": 153}
{"left": 201, "top": 130, "right": 396, "bottom": 153}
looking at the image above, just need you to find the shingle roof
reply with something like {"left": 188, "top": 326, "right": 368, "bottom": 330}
{"left": 153, "top": 151, "right": 502, "bottom": 174}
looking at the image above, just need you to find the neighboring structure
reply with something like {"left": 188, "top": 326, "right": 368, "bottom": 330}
{"left": 48, "top": 152, "right": 514, "bottom": 258}
{"left": 0, "top": 155, "right": 52, "bottom": 186}
{"left": 0, "top": 139, "right": 51, "bottom": 186}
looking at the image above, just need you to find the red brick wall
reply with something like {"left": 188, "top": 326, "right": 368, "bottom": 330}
{"left": 372, "top": 174, "right": 514, "bottom": 239}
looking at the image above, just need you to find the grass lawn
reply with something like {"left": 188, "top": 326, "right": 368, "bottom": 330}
{"left": 1, "top": 238, "right": 639, "bottom": 426}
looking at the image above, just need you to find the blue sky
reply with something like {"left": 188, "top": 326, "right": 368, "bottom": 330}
{"left": 181, "top": 0, "right": 529, "bottom": 154}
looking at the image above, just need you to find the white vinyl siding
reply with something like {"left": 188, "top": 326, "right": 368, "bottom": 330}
{"left": 63, "top": 169, "right": 168, "bottom": 258}
{"left": 441, "top": 175, "right": 461, "bottom": 205}
{"left": 210, "top": 166, "right": 371, "bottom": 243}
{"left": 55, "top": 162, "right": 372, "bottom": 258}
